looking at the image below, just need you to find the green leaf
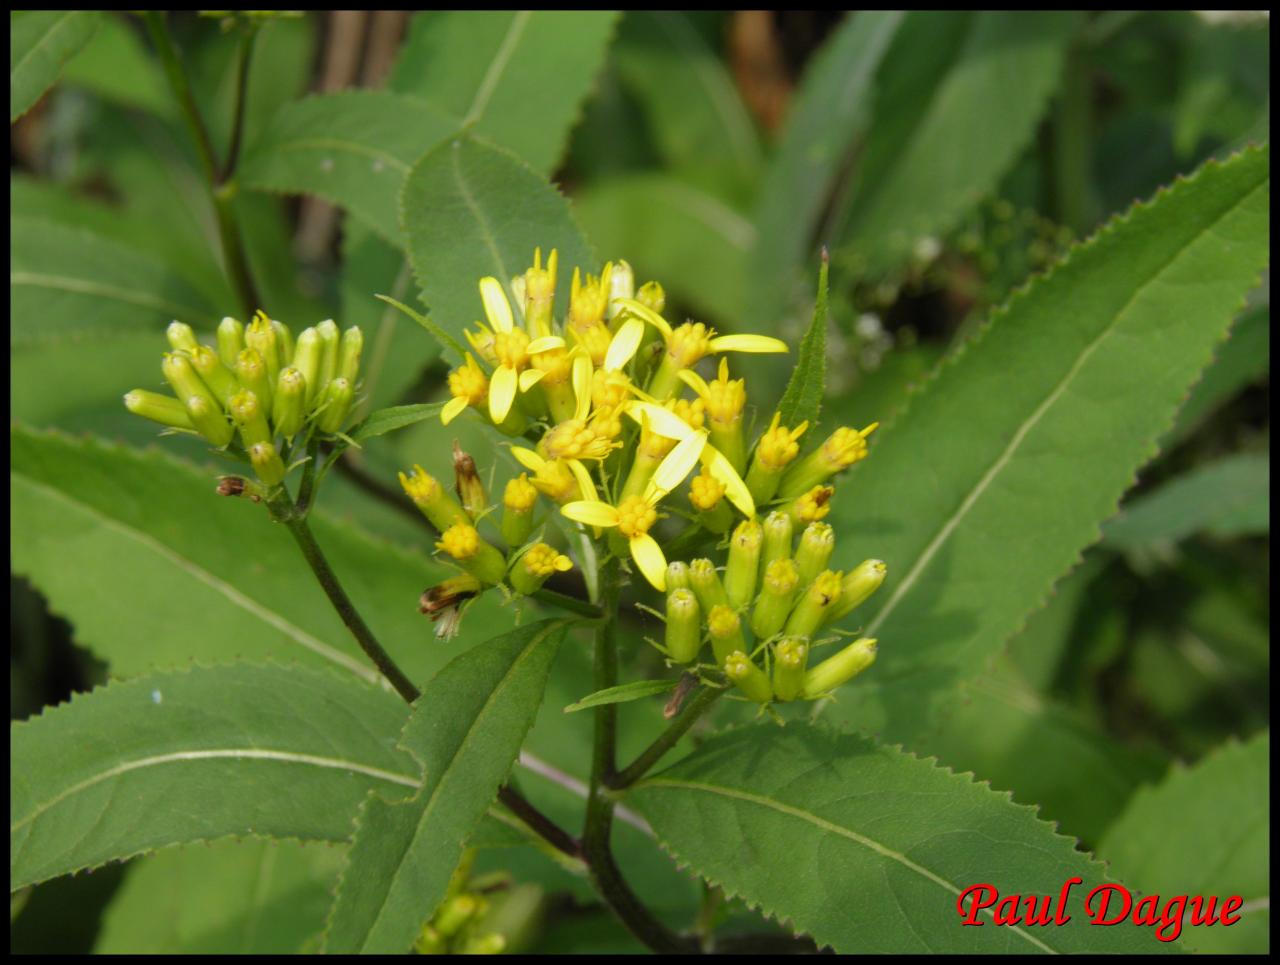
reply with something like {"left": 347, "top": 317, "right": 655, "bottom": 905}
{"left": 374, "top": 293, "right": 468, "bottom": 365}
{"left": 1164, "top": 302, "right": 1269, "bottom": 445}
{"left": 350, "top": 403, "right": 446, "bottom": 443}
{"left": 8, "top": 426, "right": 492, "bottom": 689}
{"left": 323, "top": 619, "right": 567, "bottom": 953}
{"left": 238, "top": 91, "right": 458, "bottom": 244}
{"left": 389, "top": 11, "right": 619, "bottom": 175}
{"left": 10, "top": 10, "right": 102, "bottom": 121}
{"left": 749, "top": 11, "right": 904, "bottom": 324}
{"left": 10, "top": 216, "right": 219, "bottom": 348}
{"left": 1104, "top": 452, "right": 1270, "bottom": 548}
{"left": 59, "top": 12, "right": 168, "bottom": 116}
{"left": 1098, "top": 731, "right": 1269, "bottom": 953}
{"left": 627, "top": 725, "right": 1171, "bottom": 953}
{"left": 400, "top": 135, "right": 595, "bottom": 350}
{"left": 774, "top": 256, "right": 828, "bottom": 428}
{"left": 10, "top": 662, "right": 418, "bottom": 890}
{"left": 563, "top": 678, "right": 677, "bottom": 713}
{"left": 95, "top": 839, "right": 346, "bottom": 954}
{"left": 835, "top": 12, "right": 1078, "bottom": 276}
{"left": 821, "top": 145, "right": 1270, "bottom": 744}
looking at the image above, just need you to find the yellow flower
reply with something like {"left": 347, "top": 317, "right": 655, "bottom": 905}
{"left": 509, "top": 445, "right": 596, "bottom": 505}
{"left": 558, "top": 429, "right": 709, "bottom": 591}
{"left": 475, "top": 277, "right": 567, "bottom": 424}
{"left": 441, "top": 353, "right": 489, "bottom": 425}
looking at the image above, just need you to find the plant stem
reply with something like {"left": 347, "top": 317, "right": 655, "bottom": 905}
{"left": 609, "top": 684, "right": 723, "bottom": 789}
{"left": 220, "top": 27, "right": 258, "bottom": 182}
{"left": 497, "top": 786, "right": 582, "bottom": 860}
{"left": 530, "top": 587, "right": 603, "bottom": 620}
{"left": 581, "top": 561, "right": 699, "bottom": 954}
{"left": 143, "top": 12, "right": 218, "bottom": 184}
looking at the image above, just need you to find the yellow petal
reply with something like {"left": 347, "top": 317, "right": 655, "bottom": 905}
{"left": 705, "top": 447, "right": 755, "bottom": 517}
{"left": 629, "top": 533, "right": 668, "bottom": 591}
{"left": 527, "top": 335, "right": 565, "bottom": 354}
{"left": 441, "top": 396, "right": 469, "bottom": 425}
{"left": 519, "top": 368, "right": 546, "bottom": 392}
{"left": 860, "top": 421, "right": 880, "bottom": 438}
{"left": 709, "top": 334, "right": 789, "bottom": 354}
{"left": 480, "top": 277, "right": 514, "bottom": 333}
{"left": 566, "top": 458, "right": 598, "bottom": 503}
{"left": 489, "top": 364, "right": 518, "bottom": 423}
{"left": 649, "top": 429, "right": 708, "bottom": 497}
{"left": 509, "top": 446, "right": 546, "bottom": 472}
{"left": 626, "top": 401, "right": 695, "bottom": 440}
{"left": 615, "top": 298, "right": 672, "bottom": 338}
{"left": 677, "top": 368, "right": 711, "bottom": 399}
{"left": 561, "top": 500, "right": 620, "bottom": 527}
{"left": 604, "top": 317, "right": 645, "bottom": 373}
{"left": 571, "top": 353, "right": 593, "bottom": 422}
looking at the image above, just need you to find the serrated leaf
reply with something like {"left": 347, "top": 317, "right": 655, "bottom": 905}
{"left": 628, "top": 725, "right": 1173, "bottom": 953}
{"left": 8, "top": 425, "right": 491, "bottom": 688}
{"left": 1104, "top": 452, "right": 1269, "bottom": 547}
{"left": 350, "top": 403, "right": 445, "bottom": 442}
{"left": 389, "top": 11, "right": 618, "bottom": 175}
{"left": 59, "top": 12, "right": 168, "bottom": 116}
{"left": 749, "top": 11, "right": 903, "bottom": 324}
{"left": 10, "top": 663, "right": 418, "bottom": 890}
{"left": 1099, "top": 731, "right": 1269, "bottom": 953}
{"left": 400, "top": 135, "right": 595, "bottom": 349}
{"left": 374, "top": 293, "right": 468, "bottom": 365}
{"left": 821, "top": 146, "right": 1270, "bottom": 744}
{"left": 323, "top": 619, "right": 567, "bottom": 953}
{"left": 239, "top": 91, "right": 459, "bottom": 244}
{"left": 94, "top": 838, "right": 346, "bottom": 954}
{"left": 1164, "top": 302, "right": 1269, "bottom": 445}
{"left": 835, "top": 12, "right": 1078, "bottom": 276}
{"left": 10, "top": 216, "right": 219, "bottom": 348}
{"left": 563, "top": 678, "right": 677, "bottom": 713}
{"left": 10, "top": 10, "right": 102, "bottom": 122}
{"left": 774, "top": 257, "right": 828, "bottom": 428}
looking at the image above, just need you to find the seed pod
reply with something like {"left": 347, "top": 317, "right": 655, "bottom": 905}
{"left": 235, "top": 348, "right": 273, "bottom": 411}
{"left": 248, "top": 441, "right": 285, "bottom": 486}
{"left": 802, "top": 637, "right": 878, "bottom": 698}
{"left": 166, "top": 320, "right": 199, "bottom": 353}
{"left": 794, "top": 522, "right": 835, "bottom": 586}
{"left": 400, "top": 465, "right": 469, "bottom": 533}
{"left": 665, "top": 588, "right": 702, "bottom": 664}
{"left": 216, "top": 316, "right": 245, "bottom": 369}
{"left": 750, "top": 558, "right": 799, "bottom": 640}
{"left": 316, "top": 376, "right": 353, "bottom": 433}
{"left": 724, "top": 650, "right": 772, "bottom": 704}
{"left": 772, "top": 636, "right": 809, "bottom": 702}
{"left": 228, "top": 389, "right": 271, "bottom": 447}
{"left": 707, "top": 604, "right": 746, "bottom": 666}
{"left": 825, "top": 559, "right": 888, "bottom": 625}
{"left": 665, "top": 560, "right": 692, "bottom": 593}
{"left": 189, "top": 345, "right": 241, "bottom": 407}
{"left": 436, "top": 521, "right": 507, "bottom": 585}
{"left": 315, "top": 319, "right": 341, "bottom": 396}
{"left": 338, "top": 325, "right": 363, "bottom": 384}
{"left": 124, "top": 389, "right": 194, "bottom": 430}
{"left": 161, "top": 352, "right": 219, "bottom": 414}
{"left": 272, "top": 367, "right": 307, "bottom": 439}
{"left": 688, "top": 558, "right": 730, "bottom": 614}
{"left": 184, "top": 394, "right": 234, "bottom": 447}
{"left": 724, "top": 519, "right": 763, "bottom": 609}
{"left": 784, "top": 569, "right": 843, "bottom": 639}
{"left": 291, "top": 327, "right": 323, "bottom": 408}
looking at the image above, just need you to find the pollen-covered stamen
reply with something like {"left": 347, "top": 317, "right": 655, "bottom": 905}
{"left": 689, "top": 465, "right": 726, "bottom": 511}
{"left": 821, "top": 424, "right": 878, "bottom": 470}
{"left": 540, "top": 419, "right": 618, "bottom": 461}
{"left": 667, "top": 322, "right": 714, "bottom": 369}
{"left": 530, "top": 459, "right": 580, "bottom": 505}
{"left": 448, "top": 354, "right": 489, "bottom": 405}
{"left": 522, "top": 543, "right": 573, "bottom": 578}
{"left": 592, "top": 368, "right": 632, "bottom": 410}
{"left": 569, "top": 321, "right": 612, "bottom": 367}
{"left": 493, "top": 329, "right": 531, "bottom": 370}
{"left": 704, "top": 359, "right": 746, "bottom": 428}
{"left": 531, "top": 344, "right": 573, "bottom": 385}
{"left": 503, "top": 474, "right": 538, "bottom": 513}
{"left": 436, "top": 521, "right": 481, "bottom": 560}
{"left": 464, "top": 325, "right": 498, "bottom": 366}
{"left": 522, "top": 248, "right": 558, "bottom": 337}
{"left": 569, "top": 265, "right": 612, "bottom": 330}
{"left": 615, "top": 495, "right": 658, "bottom": 538}
{"left": 756, "top": 413, "right": 809, "bottom": 472}
{"left": 791, "top": 484, "right": 834, "bottom": 524}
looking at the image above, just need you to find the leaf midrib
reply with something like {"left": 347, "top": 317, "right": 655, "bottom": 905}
{"left": 635, "top": 775, "right": 1057, "bottom": 954}
{"left": 10, "top": 270, "right": 212, "bottom": 322}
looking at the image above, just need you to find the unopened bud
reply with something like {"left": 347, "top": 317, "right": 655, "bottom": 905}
{"left": 271, "top": 319, "right": 294, "bottom": 363}
{"left": 245, "top": 311, "right": 281, "bottom": 387}
{"left": 509, "top": 542, "right": 572, "bottom": 595}
{"left": 161, "top": 352, "right": 219, "bottom": 414}
{"left": 500, "top": 474, "right": 538, "bottom": 547}
{"left": 316, "top": 376, "right": 353, "bottom": 433}
{"left": 707, "top": 604, "right": 746, "bottom": 666}
{"left": 802, "top": 637, "right": 877, "bottom": 698}
{"left": 750, "top": 558, "right": 799, "bottom": 640}
{"left": 724, "top": 650, "right": 772, "bottom": 704}
{"left": 777, "top": 423, "right": 878, "bottom": 498}
{"left": 461, "top": 934, "right": 507, "bottom": 955}
{"left": 291, "top": 327, "right": 323, "bottom": 408}
{"left": 189, "top": 345, "right": 241, "bottom": 407}
{"left": 825, "top": 559, "right": 887, "bottom": 624}
{"left": 166, "top": 320, "right": 199, "bottom": 353}
{"left": 784, "top": 569, "right": 843, "bottom": 638}
{"left": 794, "top": 522, "right": 835, "bottom": 586}
{"left": 688, "top": 558, "right": 730, "bottom": 614}
{"left": 786, "top": 484, "right": 834, "bottom": 525}
{"left": 235, "top": 348, "right": 273, "bottom": 411}
{"left": 184, "top": 394, "right": 234, "bottom": 447}
{"left": 637, "top": 280, "right": 665, "bottom": 315}
{"left": 399, "top": 464, "right": 469, "bottom": 532}
{"left": 228, "top": 389, "right": 271, "bottom": 447}
{"left": 689, "top": 465, "right": 732, "bottom": 534}
{"left": 606, "top": 260, "right": 635, "bottom": 320}
{"left": 452, "top": 441, "right": 487, "bottom": 519}
{"left": 216, "top": 316, "right": 245, "bottom": 369}
{"left": 724, "top": 519, "right": 762, "bottom": 609}
{"left": 272, "top": 367, "right": 307, "bottom": 439}
{"left": 665, "top": 588, "right": 702, "bottom": 664}
{"left": 315, "top": 319, "right": 341, "bottom": 396}
{"left": 760, "top": 511, "right": 793, "bottom": 571}
{"left": 338, "top": 326, "right": 363, "bottom": 384}
{"left": 248, "top": 441, "right": 285, "bottom": 486}
{"left": 434, "top": 893, "right": 480, "bottom": 938}
{"left": 772, "top": 636, "right": 809, "bottom": 702}
{"left": 124, "top": 389, "right": 194, "bottom": 430}
{"left": 665, "top": 561, "right": 692, "bottom": 593}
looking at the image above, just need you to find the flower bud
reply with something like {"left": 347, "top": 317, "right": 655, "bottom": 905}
{"left": 777, "top": 423, "right": 878, "bottom": 498}
{"left": 509, "top": 542, "right": 573, "bottom": 595}
{"left": 724, "top": 519, "right": 762, "bottom": 609}
{"left": 184, "top": 394, "right": 234, "bottom": 447}
{"left": 248, "top": 440, "right": 285, "bottom": 486}
{"left": 802, "top": 637, "right": 877, "bottom": 698}
{"left": 338, "top": 325, "right": 363, "bottom": 384}
{"left": 291, "top": 327, "right": 323, "bottom": 408}
{"left": 528, "top": 458, "right": 578, "bottom": 505}
{"left": 272, "top": 367, "right": 307, "bottom": 439}
{"left": 272, "top": 319, "right": 294, "bottom": 363}
{"left": 316, "top": 376, "right": 353, "bottom": 433}
{"left": 665, "top": 588, "right": 702, "bottom": 664}
{"left": 665, "top": 560, "right": 692, "bottom": 592}
{"left": 245, "top": 311, "right": 281, "bottom": 387}
{"left": 235, "top": 348, "right": 273, "bottom": 411}
{"left": 413, "top": 925, "right": 445, "bottom": 956}
{"left": 784, "top": 569, "right": 844, "bottom": 638}
{"left": 216, "top": 316, "right": 245, "bottom": 369}
{"left": 707, "top": 604, "right": 747, "bottom": 666}
{"left": 399, "top": 464, "right": 469, "bottom": 533}
{"left": 637, "top": 280, "right": 665, "bottom": 315}
{"left": 772, "top": 636, "right": 809, "bottom": 702}
{"left": 794, "top": 522, "right": 835, "bottom": 586}
{"left": 189, "top": 344, "right": 241, "bottom": 407}
{"left": 434, "top": 893, "right": 480, "bottom": 938}
{"left": 689, "top": 464, "right": 732, "bottom": 535}
{"left": 521, "top": 248, "right": 557, "bottom": 338}
{"left": 688, "top": 558, "right": 730, "bottom": 614}
{"left": 606, "top": 259, "right": 635, "bottom": 321}
{"left": 724, "top": 650, "right": 772, "bottom": 704}
{"left": 436, "top": 521, "right": 507, "bottom": 585}
{"left": 760, "top": 511, "right": 793, "bottom": 571}
{"left": 228, "top": 389, "right": 271, "bottom": 447}
{"left": 461, "top": 934, "right": 507, "bottom": 955}
{"left": 705, "top": 360, "right": 746, "bottom": 473}
{"left": 315, "top": 319, "right": 341, "bottom": 395}
{"left": 785, "top": 484, "right": 834, "bottom": 525}
{"left": 161, "top": 352, "right": 219, "bottom": 414}
{"left": 746, "top": 413, "right": 808, "bottom": 505}
{"left": 166, "top": 320, "right": 199, "bottom": 353}
{"left": 750, "top": 558, "right": 799, "bottom": 640}
{"left": 825, "top": 559, "right": 887, "bottom": 624}
{"left": 500, "top": 474, "right": 538, "bottom": 547}
{"left": 124, "top": 389, "right": 194, "bottom": 430}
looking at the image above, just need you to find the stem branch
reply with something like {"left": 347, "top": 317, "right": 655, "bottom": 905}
{"left": 609, "top": 684, "right": 723, "bottom": 790}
